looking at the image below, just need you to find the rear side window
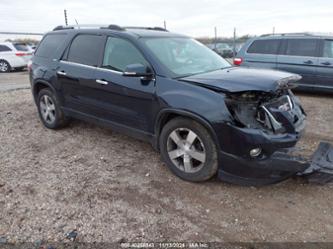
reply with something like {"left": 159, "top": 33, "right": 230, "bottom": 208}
{"left": 35, "top": 34, "right": 66, "bottom": 58}
{"left": 285, "top": 39, "right": 318, "bottom": 57}
{"left": 0, "top": 45, "right": 11, "bottom": 52}
{"left": 13, "top": 43, "right": 29, "bottom": 51}
{"left": 247, "top": 39, "right": 280, "bottom": 54}
{"left": 67, "top": 35, "right": 104, "bottom": 67}
{"left": 323, "top": 40, "right": 333, "bottom": 58}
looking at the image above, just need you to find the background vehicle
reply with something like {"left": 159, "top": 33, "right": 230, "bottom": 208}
{"left": 235, "top": 33, "right": 333, "bottom": 93}
{"left": 207, "top": 42, "right": 234, "bottom": 58}
{"left": 0, "top": 42, "right": 32, "bottom": 72}
{"left": 30, "top": 25, "right": 309, "bottom": 185}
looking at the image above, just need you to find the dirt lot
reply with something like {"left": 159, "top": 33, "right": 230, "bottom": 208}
{"left": 0, "top": 72, "right": 333, "bottom": 243}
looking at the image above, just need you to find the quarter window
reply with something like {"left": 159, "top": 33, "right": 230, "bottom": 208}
{"left": 323, "top": 40, "right": 333, "bottom": 58}
{"left": 102, "top": 37, "right": 148, "bottom": 72}
{"left": 285, "top": 39, "right": 318, "bottom": 57}
{"left": 247, "top": 39, "right": 280, "bottom": 54}
{"left": 35, "top": 34, "right": 66, "bottom": 58}
{"left": 67, "top": 35, "right": 104, "bottom": 66}
{"left": 0, "top": 45, "right": 11, "bottom": 52}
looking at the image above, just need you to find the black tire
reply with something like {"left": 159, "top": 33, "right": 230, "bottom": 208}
{"left": 159, "top": 117, "right": 218, "bottom": 182}
{"left": 37, "top": 88, "right": 69, "bottom": 129}
{"left": 14, "top": 67, "right": 25, "bottom": 72}
{"left": 0, "top": 60, "right": 11, "bottom": 73}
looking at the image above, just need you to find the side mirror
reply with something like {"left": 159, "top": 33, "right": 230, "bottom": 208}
{"left": 123, "top": 64, "right": 153, "bottom": 78}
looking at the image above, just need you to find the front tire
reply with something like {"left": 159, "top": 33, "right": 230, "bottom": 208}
{"left": 37, "top": 88, "right": 69, "bottom": 129}
{"left": 0, "top": 60, "right": 11, "bottom": 72}
{"left": 159, "top": 117, "right": 218, "bottom": 182}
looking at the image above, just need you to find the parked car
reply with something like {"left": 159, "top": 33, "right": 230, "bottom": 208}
{"left": 0, "top": 42, "right": 32, "bottom": 72}
{"left": 29, "top": 25, "right": 330, "bottom": 185}
{"left": 234, "top": 33, "right": 333, "bottom": 93}
{"left": 207, "top": 42, "right": 234, "bottom": 58}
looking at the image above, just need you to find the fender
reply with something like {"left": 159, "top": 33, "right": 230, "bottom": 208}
{"left": 153, "top": 108, "right": 221, "bottom": 151}
{"left": 32, "top": 79, "right": 58, "bottom": 103}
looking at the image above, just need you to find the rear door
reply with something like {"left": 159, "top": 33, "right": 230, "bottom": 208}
{"left": 276, "top": 38, "right": 320, "bottom": 88}
{"left": 57, "top": 34, "right": 105, "bottom": 113}
{"left": 242, "top": 39, "right": 280, "bottom": 69}
{"left": 316, "top": 39, "right": 333, "bottom": 90}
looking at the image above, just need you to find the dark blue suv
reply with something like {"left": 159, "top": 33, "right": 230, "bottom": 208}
{"left": 235, "top": 33, "right": 333, "bottom": 93}
{"left": 29, "top": 25, "right": 310, "bottom": 185}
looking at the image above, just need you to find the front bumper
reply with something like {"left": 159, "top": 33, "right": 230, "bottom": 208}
{"left": 218, "top": 140, "right": 333, "bottom": 186}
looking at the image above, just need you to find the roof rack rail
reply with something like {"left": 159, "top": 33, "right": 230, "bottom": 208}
{"left": 260, "top": 32, "right": 314, "bottom": 37}
{"left": 124, "top": 26, "right": 168, "bottom": 32}
{"left": 53, "top": 25, "right": 74, "bottom": 31}
{"left": 100, "top": 24, "right": 125, "bottom": 31}
{"left": 52, "top": 24, "right": 168, "bottom": 32}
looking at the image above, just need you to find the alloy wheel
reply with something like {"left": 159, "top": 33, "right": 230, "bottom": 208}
{"left": 39, "top": 95, "right": 56, "bottom": 124}
{"left": 166, "top": 128, "right": 206, "bottom": 173}
{"left": 0, "top": 61, "right": 9, "bottom": 72}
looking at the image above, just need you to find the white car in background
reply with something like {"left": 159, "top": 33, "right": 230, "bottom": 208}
{"left": 0, "top": 42, "right": 33, "bottom": 72}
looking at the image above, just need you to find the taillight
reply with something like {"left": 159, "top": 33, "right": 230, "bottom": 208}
{"left": 233, "top": 57, "right": 243, "bottom": 66}
{"left": 15, "top": 52, "right": 26, "bottom": 56}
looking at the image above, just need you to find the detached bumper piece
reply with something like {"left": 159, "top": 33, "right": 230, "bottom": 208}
{"left": 300, "top": 142, "right": 333, "bottom": 184}
{"left": 218, "top": 142, "right": 333, "bottom": 186}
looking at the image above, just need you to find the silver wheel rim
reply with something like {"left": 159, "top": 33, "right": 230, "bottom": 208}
{"left": 39, "top": 95, "right": 56, "bottom": 124}
{"left": 167, "top": 128, "right": 206, "bottom": 173}
{"left": 0, "top": 61, "right": 8, "bottom": 72}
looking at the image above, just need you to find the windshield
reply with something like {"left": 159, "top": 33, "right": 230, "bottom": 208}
{"left": 142, "top": 37, "right": 230, "bottom": 78}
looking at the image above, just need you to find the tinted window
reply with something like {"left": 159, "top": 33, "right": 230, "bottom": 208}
{"left": 247, "top": 39, "right": 280, "bottom": 54}
{"left": 67, "top": 35, "right": 103, "bottom": 66}
{"left": 0, "top": 45, "right": 11, "bottom": 52}
{"left": 35, "top": 34, "right": 66, "bottom": 58}
{"left": 285, "top": 39, "right": 318, "bottom": 57}
{"left": 323, "top": 40, "right": 333, "bottom": 58}
{"left": 102, "top": 37, "right": 148, "bottom": 72}
{"left": 13, "top": 43, "right": 29, "bottom": 51}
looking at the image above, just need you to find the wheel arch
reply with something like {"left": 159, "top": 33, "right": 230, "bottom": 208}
{"left": 154, "top": 108, "right": 221, "bottom": 151}
{"left": 32, "top": 80, "right": 57, "bottom": 103}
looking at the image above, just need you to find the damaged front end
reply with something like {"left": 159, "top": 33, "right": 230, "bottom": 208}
{"left": 219, "top": 84, "right": 333, "bottom": 185}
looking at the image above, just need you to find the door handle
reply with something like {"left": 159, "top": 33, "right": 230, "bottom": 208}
{"left": 96, "top": 79, "right": 109, "bottom": 85}
{"left": 303, "top": 60, "right": 313, "bottom": 65}
{"left": 321, "top": 62, "right": 331, "bottom": 66}
{"left": 57, "top": 71, "right": 67, "bottom": 76}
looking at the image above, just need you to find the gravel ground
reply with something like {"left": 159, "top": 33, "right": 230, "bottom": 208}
{"left": 0, "top": 82, "right": 333, "bottom": 243}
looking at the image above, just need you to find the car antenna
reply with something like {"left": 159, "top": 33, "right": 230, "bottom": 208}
{"left": 75, "top": 19, "right": 80, "bottom": 29}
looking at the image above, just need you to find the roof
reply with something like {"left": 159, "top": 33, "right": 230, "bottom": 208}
{"left": 259, "top": 32, "right": 333, "bottom": 39}
{"left": 51, "top": 24, "right": 187, "bottom": 38}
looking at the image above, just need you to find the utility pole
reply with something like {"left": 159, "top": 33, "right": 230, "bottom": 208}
{"left": 233, "top": 27, "right": 236, "bottom": 58}
{"left": 64, "top": 9, "right": 68, "bottom": 26}
{"left": 214, "top": 26, "right": 217, "bottom": 49}
{"left": 272, "top": 26, "right": 275, "bottom": 35}
{"left": 164, "top": 20, "right": 167, "bottom": 30}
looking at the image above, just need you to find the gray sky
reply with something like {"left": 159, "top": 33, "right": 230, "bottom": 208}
{"left": 0, "top": 0, "right": 332, "bottom": 41}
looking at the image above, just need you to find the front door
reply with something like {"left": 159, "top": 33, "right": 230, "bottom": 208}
{"left": 79, "top": 36, "right": 156, "bottom": 133}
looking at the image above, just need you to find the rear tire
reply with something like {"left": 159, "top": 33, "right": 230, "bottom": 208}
{"left": 159, "top": 117, "right": 218, "bottom": 182}
{"left": 37, "top": 88, "right": 69, "bottom": 129}
{"left": 0, "top": 60, "right": 11, "bottom": 72}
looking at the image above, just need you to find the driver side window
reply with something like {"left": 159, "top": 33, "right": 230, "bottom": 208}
{"left": 102, "top": 37, "right": 148, "bottom": 72}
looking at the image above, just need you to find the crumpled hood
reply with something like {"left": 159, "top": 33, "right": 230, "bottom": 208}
{"left": 179, "top": 67, "right": 301, "bottom": 93}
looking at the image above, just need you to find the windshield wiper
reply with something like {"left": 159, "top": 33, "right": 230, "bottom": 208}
{"left": 174, "top": 67, "right": 231, "bottom": 79}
